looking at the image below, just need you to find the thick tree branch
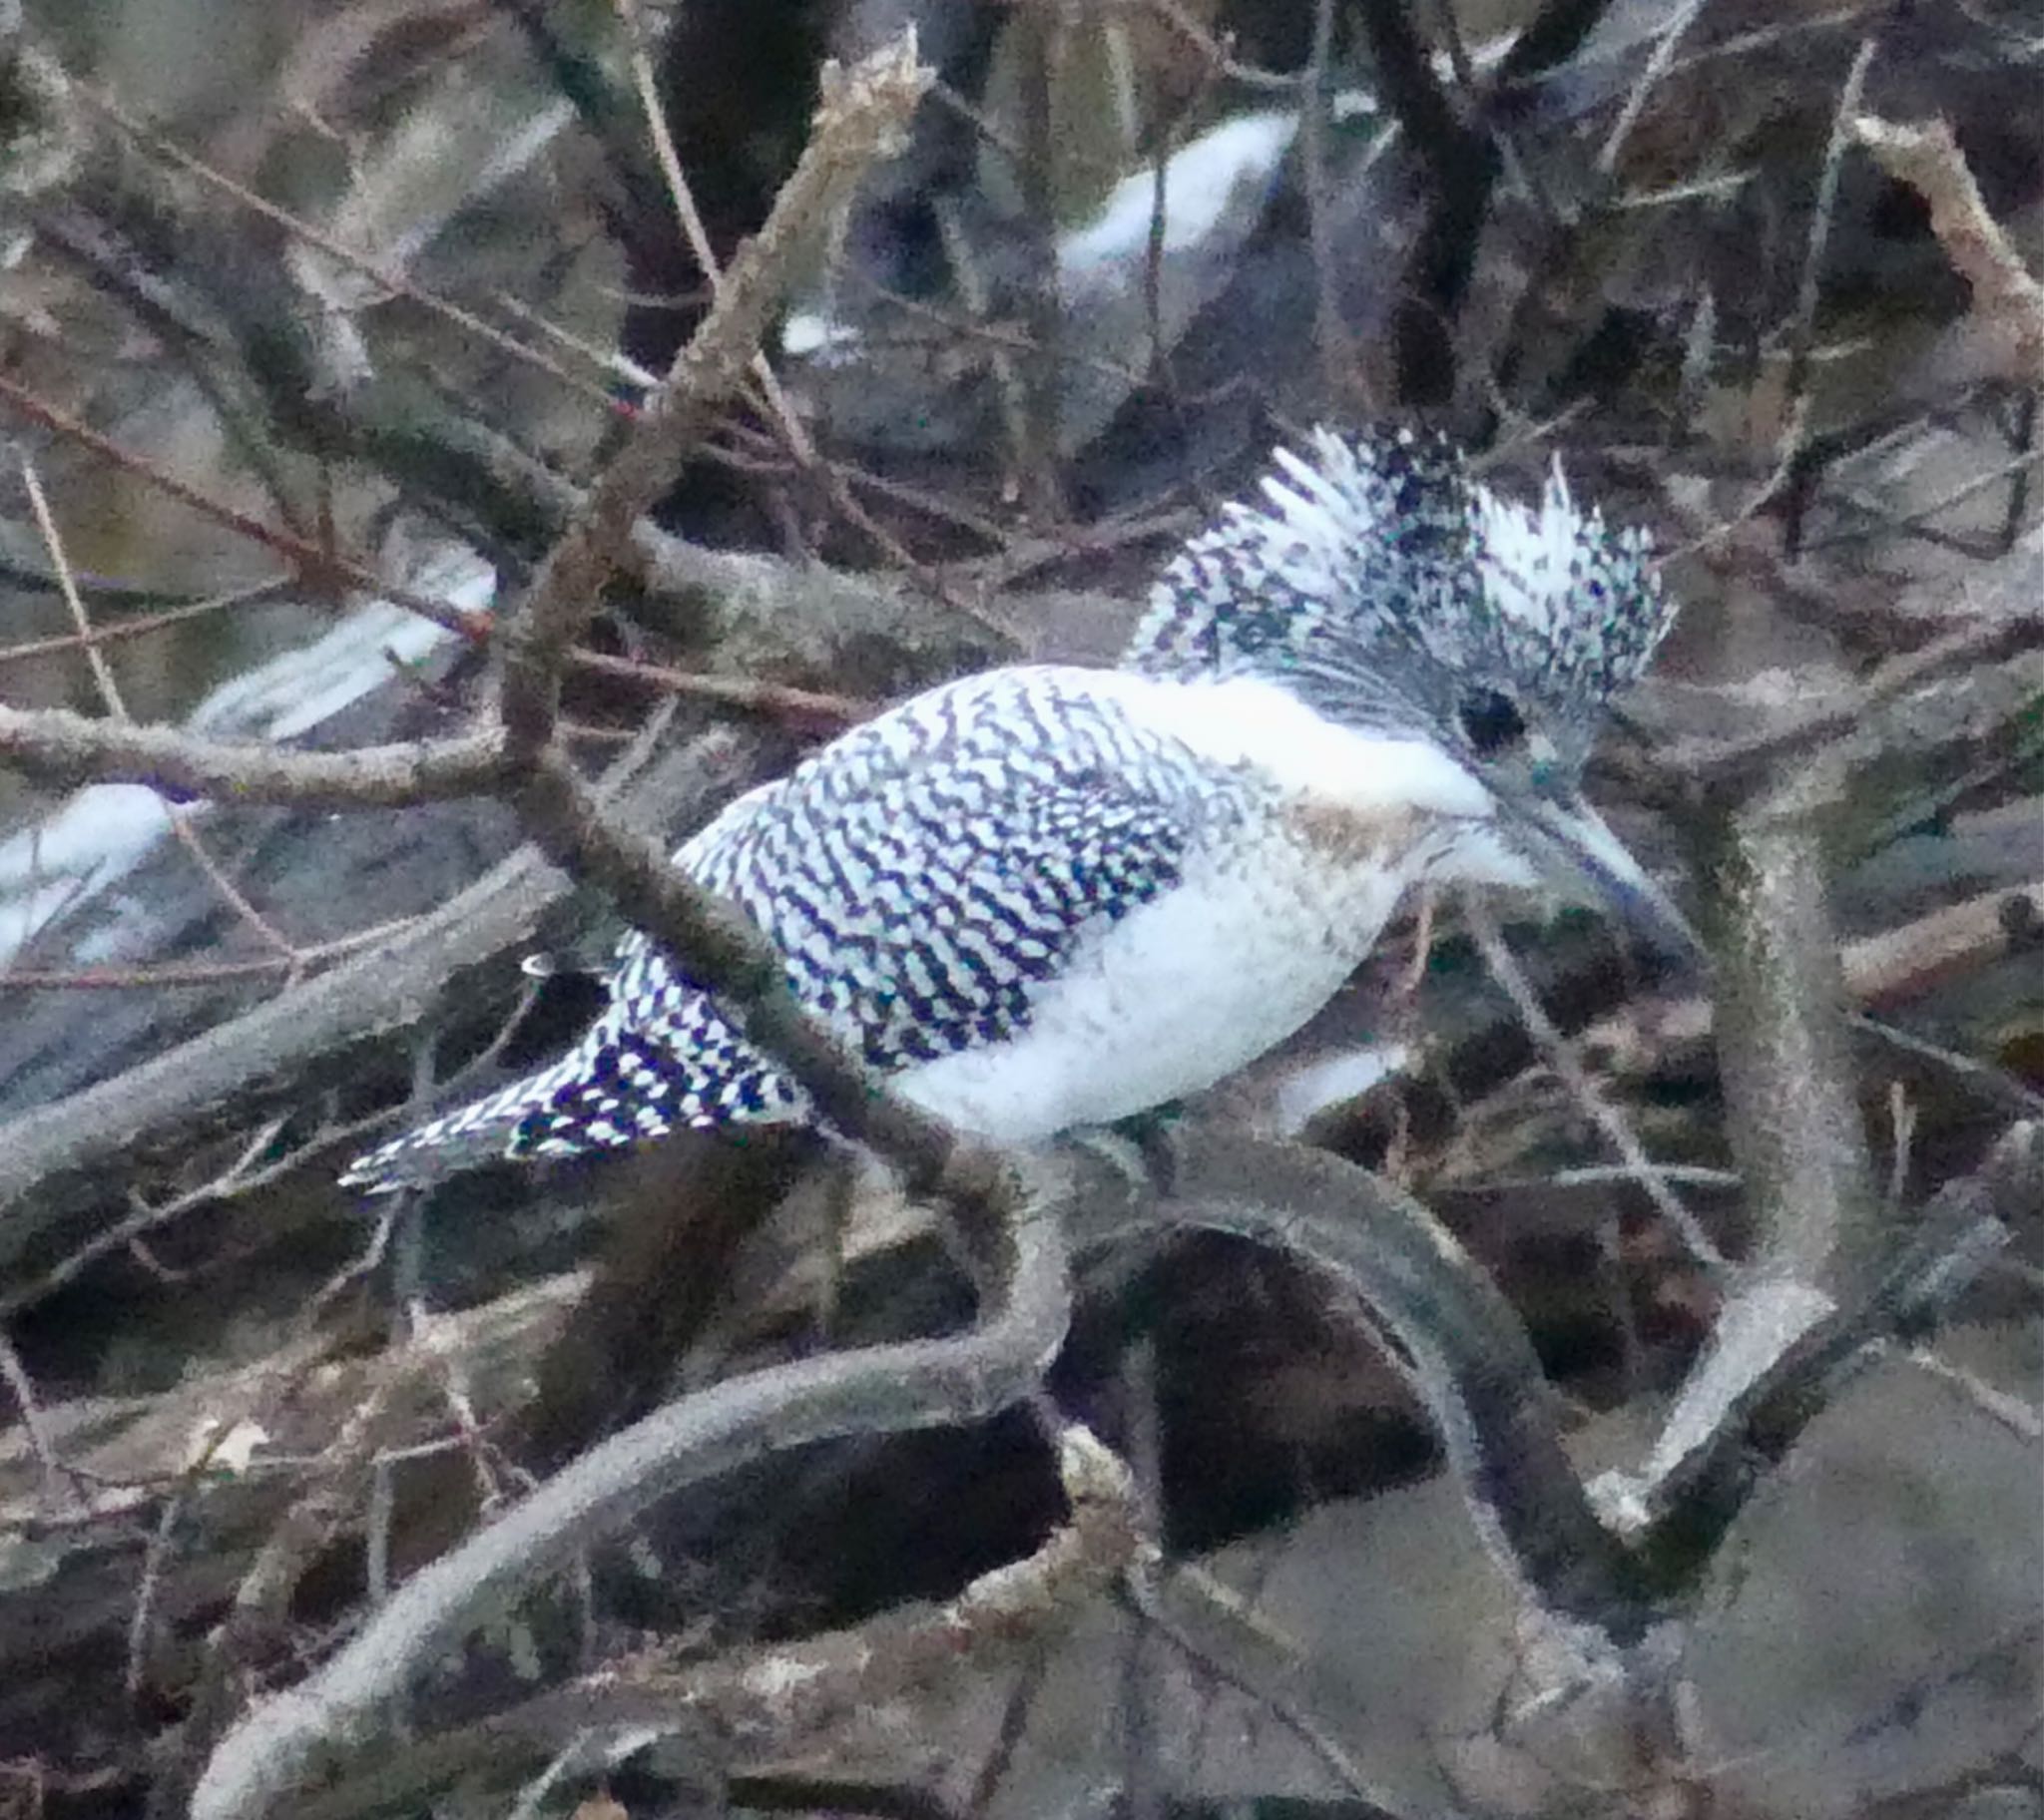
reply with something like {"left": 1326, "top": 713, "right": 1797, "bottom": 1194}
{"left": 1609, "top": 1119, "right": 2037, "bottom": 1555}
{"left": 1850, "top": 113, "right": 2044, "bottom": 386}
{"left": 1708, "top": 777, "right": 1884, "bottom": 1296}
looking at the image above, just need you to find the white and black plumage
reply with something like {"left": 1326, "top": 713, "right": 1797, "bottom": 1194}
{"left": 340, "top": 428, "right": 1683, "bottom": 1192}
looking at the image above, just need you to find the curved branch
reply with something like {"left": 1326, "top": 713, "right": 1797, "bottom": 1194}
{"left": 278, "top": 1425, "right": 1145, "bottom": 1820}
{"left": 189, "top": 1161, "right": 1071, "bottom": 1820}
{"left": 1082, "top": 1132, "right": 1652, "bottom": 1637}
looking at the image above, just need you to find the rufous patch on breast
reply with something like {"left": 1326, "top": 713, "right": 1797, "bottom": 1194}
{"left": 1281, "top": 794, "right": 1423, "bottom": 869}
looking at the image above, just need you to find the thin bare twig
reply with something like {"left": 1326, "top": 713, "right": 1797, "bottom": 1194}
{"left": 1465, "top": 899, "right": 1728, "bottom": 1273}
{"left": 1, "top": 1116, "right": 295, "bottom": 1322}
{"left": 21, "top": 461, "right": 126, "bottom": 714}
{"left": 0, "top": 1328, "right": 82, "bottom": 1514}
{"left": 75, "top": 83, "right": 632, "bottom": 418}
{"left": 0, "top": 578, "right": 296, "bottom": 670}
{"left": 1770, "top": 36, "right": 1881, "bottom": 517}
{"left": 0, "top": 918, "right": 417, "bottom": 992}
{"left": 0, "top": 700, "right": 509, "bottom": 807}
{"left": 617, "top": 0, "right": 829, "bottom": 491}
{"left": 22, "top": 459, "right": 299, "bottom": 962}
{"left": 1903, "top": 1344, "right": 2042, "bottom": 1442}
{"left": 1597, "top": 0, "right": 1710, "bottom": 175}
{"left": 126, "top": 1486, "right": 186, "bottom": 1704}
{"left": 1643, "top": 608, "right": 2044, "bottom": 795}
{"left": 1130, "top": 1570, "right": 1430, "bottom": 1812}
{"left": 1116, "top": 0, "right": 1301, "bottom": 93}
{"left": 1005, "top": 4, "right": 1068, "bottom": 522}
{"left": 0, "top": 370, "right": 489, "bottom": 644}
{"left": 564, "top": 648, "right": 871, "bottom": 731}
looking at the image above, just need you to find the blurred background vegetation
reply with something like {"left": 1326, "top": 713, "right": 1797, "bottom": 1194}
{"left": 0, "top": 1, "right": 2038, "bottom": 1817}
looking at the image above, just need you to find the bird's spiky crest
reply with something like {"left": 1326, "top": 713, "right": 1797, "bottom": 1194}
{"left": 1127, "top": 428, "right": 1675, "bottom": 756}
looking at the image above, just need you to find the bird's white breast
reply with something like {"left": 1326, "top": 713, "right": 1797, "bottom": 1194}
{"left": 892, "top": 672, "right": 1485, "bottom": 1140}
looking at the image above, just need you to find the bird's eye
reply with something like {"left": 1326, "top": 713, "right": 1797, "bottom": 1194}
{"left": 1458, "top": 688, "right": 1526, "bottom": 758}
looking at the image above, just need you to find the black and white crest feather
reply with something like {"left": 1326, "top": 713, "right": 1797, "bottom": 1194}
{"left": 1129, "top": 428, "right": 1674, "bottom": 769}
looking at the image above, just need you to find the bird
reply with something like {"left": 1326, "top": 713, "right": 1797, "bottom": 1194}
{"left": 340, "top": 427, "right": 1685, "bottom": 1193}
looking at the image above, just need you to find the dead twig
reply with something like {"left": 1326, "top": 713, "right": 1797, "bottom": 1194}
{"left": 0, "top": 578, "right": 297, "bottom": 670}
{"left": 1597, "top": 0, "right": 1710, "bottom": 175}
{"left": 1641, "top": 607, "right": 2044, "bottom": 798}
{"left": 1464, "top": 897, "right": 1728, "bottom": 1274}
{"left": 74, "top": 81, "right": 632, "bottom": 419}
{"left": 1770, "top": 35, "right": 1881, "bottom": 537}
{"left": 0, "top": 701, "right": 510, "bottom": 808}
{"left": 0, "top": 370, "right": 489, "bottom": 644}
{"left": 0, "top": 919, "right": 417, "bottom": 993}
{"left": 1851, "top": 112, "right": 2044, "bottom": 386}
{"left": 21, "top": 459, "right": 300, "bottom": 965}
{"left": 563, "top": 647, "right": 872, "bottom": 732}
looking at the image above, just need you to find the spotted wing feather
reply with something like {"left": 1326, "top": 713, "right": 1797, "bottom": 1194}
{"left": 339, "top": 671, "right": 1215, "bottom": 1191}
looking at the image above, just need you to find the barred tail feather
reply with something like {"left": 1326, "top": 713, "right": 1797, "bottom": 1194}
{"left": 336, "top": 1048, "right": 617, "bottom": 1194}
{"left": 338, "top": 999, "right": 807, "bottom": 1194}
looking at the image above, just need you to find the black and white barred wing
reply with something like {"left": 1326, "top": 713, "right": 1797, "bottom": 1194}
{"left": 339, "top": 671, "right": 1207, "bottom": 1192}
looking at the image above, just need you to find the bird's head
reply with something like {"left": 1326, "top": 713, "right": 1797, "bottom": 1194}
{"left": 1127, "top": 428, "right": 1691, "bottom": 953}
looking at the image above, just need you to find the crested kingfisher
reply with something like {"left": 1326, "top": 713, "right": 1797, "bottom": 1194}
{"left": 342, "top": 428, "right": 1686, "bottom": 1192}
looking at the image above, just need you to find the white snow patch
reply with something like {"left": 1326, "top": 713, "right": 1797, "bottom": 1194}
{"left": 0, "top": 548, "right": 491, "bottom": 965}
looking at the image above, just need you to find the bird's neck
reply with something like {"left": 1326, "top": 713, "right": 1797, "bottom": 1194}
{"left": 1104, "top": 671, "right": 1471, "bottom": 811}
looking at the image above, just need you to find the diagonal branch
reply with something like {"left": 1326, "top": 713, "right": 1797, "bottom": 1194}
{"left": 1611, "top": 1119, "right": 2037, "bottom": 1556}
{"left": 271, "top": 1424, "right": 1144, "bottom": 1820}
{"left": 512, "top": 746, "right": 964, "bottom": 1193}
{"left": 497, "top": 35, "right": 933, "bottom": 753}
{"left": 0, "top": 369, "right": 489, "bottom": 645}
{"left": 0, "top": 724, "right": 746, "bottom": 1269}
